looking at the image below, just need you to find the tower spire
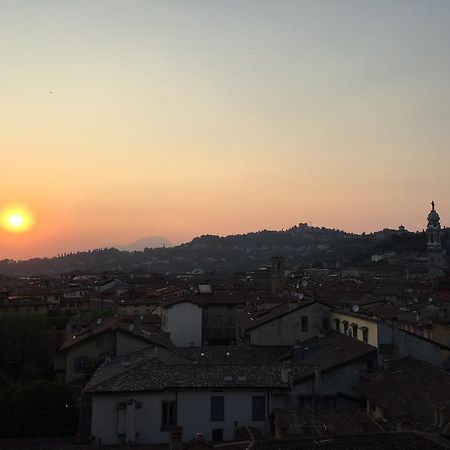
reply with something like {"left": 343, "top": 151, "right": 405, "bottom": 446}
{"left": 427, "top": 201, "right": 445, "bottom": 281}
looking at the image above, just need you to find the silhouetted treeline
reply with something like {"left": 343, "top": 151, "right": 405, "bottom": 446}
{"left": 0, "top": 315, "right": 77, "bottom": 438}
{"left": 0, "top": 224, "right": 441, "bottom": 276}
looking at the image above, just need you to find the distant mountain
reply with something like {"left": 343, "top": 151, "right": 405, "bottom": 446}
{"left": 117, "top": 236, "right": 173, "bottom": 252}
{"left": 0, "top": 223, "right": 436, "bottom": 276}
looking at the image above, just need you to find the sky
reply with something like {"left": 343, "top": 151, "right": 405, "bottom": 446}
{"left": 1, "top": 0, "right": 450, "bottom": 259}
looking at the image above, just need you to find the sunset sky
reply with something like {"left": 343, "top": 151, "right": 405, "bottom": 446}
{"left": 1, "top": 1, "right": 450, "bottom": 259}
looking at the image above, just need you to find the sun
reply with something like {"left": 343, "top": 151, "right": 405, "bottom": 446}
{"left": 1, "top": 206, "right": 34, "bottom": 234}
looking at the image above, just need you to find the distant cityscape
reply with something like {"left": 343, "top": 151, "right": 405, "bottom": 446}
{"left": 0, "top": 202, "right": 449, "bottom": 449}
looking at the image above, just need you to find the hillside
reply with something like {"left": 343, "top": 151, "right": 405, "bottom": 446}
{"left": 0, "top": 224, "right": 432, "bottom": 276}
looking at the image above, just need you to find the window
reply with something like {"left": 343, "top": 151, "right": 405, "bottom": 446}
{"left": 362, "top": 328, "right": 369, "bottom": 343}
{"left": 73, "top": 356, "right": 88, "bottom": 373}
{"left": 95, "top": 336, "right": 103, "bottom": 348}
{"left": 214, "top": 315, "right": 223, "bottom": 326}
{"left": 322, "top": 318, "right": 329, "bottom": 331}
{"left": 334, "top": 319, "right": 341, "bottom": 332}
{"left": 212, "top": 429, "right": 223, "bottom": 441}
{"left": 252, "top": 395, "right": 266, "bottom": 421}
{"left": 225, "top": 329, "right": 234, "bottom": 339}
{"left": 343, "top": 321, "right": 349, "bottom": 334}
{"left": 210, "top": 396, "right": 225, "bottom": 421}
{"left": 298, "top": 395, "right": 313, "bottom": 409}
{"left": 382, "top": 409, "right": 392, "bottom": 421}
{"left": 352, "top": 324, "right": 358, "bottom": 338}
{"left": 161, "top": 401, "right": 177, "bottom": 430}
{"left": 301, "top": 316, "right": 308, "bottom": 332}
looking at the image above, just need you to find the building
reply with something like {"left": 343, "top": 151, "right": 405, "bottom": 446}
{"left": 160, "top": 297, "right": 203, "bottom": 346}
{"left": 56, "top": 315, "right": 173, "bottom": 384}
{"left": 285, "top": 332, "right": 378, "bottom": 409}
{"left": 331, "top": 308, "right": 450, "bottom": 368}
{"left": 0, "top": 296, "right": 52, "bottom": 315}
{"left": 359, "top": 357, "right": 450, "bottom": 434}
{"left": 84, "top": 346, "right": 295, "bottom": 444}
{"left": 271, "top": 256, "right": 285, "bottom": 296}
{"left": 236, "top": 300, "right": 330, "bottom": 346}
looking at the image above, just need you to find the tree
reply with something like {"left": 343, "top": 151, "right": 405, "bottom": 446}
{"left": 0, "top": 380, "right": 77, "bottom": 437}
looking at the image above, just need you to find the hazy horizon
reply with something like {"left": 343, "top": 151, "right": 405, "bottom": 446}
{"left": 1, "top": 217, "right": 438, "bottom": 261}
{"left": 2, "top": 1, "right": 450, "bottom": 259}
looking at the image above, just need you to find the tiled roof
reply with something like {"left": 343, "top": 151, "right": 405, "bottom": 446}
{"left": 118, "top": 325, "right": 174, "bottom": 349}
{"left": 84, "top": 332, "right": 377, "bottom": 394}
{"left": 359, "top": 357, "right": 450, "bottom": 433}
{"left": 272, "top": 408, "right": 383, "bottom": 437}
{"left": 87, "top": 362, "right": 296, "bottom": 392}
{"left": 169, "top": 346, "right": 289, "bottom": 365}
{"left": 236, "top": 300, "right": 321, "bottom": 332}
{"left": 84, "top": 346, "right": 296, "bottom": 393}
{"left": 247, "top": 432, "right": 450, "bottom": 449}
{"left": 283, "top": 332, "right": 377, "bottom": 382}
{"left": 60, "top": 315, "right": 172, "bottom": 352}
{"left": 60, "top": 316, "right": 118, "bottom": 350}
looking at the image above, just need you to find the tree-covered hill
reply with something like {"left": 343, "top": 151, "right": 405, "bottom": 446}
{"left": 0, "top": 223, "right": 436, "bottom": 276}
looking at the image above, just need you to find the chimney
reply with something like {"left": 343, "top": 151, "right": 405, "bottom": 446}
{"left": 280, "top": 367, "right": 292, "bottom": 388}
{"left": 169, "top": 426, "right": 183, "bottom": 450}
{"left": 281, "top": 367, "right": 290, "bottom": 383}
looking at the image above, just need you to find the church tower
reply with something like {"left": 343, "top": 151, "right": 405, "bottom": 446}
{"left": 271, "top": 256, "right": 285, "bottom": 295}
{"left": 427, "top": 201, "right": 445, "bottom": 280}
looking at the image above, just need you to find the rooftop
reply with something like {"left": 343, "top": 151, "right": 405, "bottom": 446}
{"left": 359, "top": 357, "right": 450, "bottom": 433}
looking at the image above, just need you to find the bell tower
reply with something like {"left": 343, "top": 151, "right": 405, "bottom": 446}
{"left": 271, "top": 256, "right": 285, "bottom": 295}
{"left": 427, "top": 201, "right": 445, "bottom": 280}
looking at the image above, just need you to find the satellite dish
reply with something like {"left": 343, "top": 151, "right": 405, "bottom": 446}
{"left": 302, "top": 281, "right": 308, "bottom": 288}
{"left": 298, "top": 293, "right": 304, "bottom": 300}
{"left": 351, "top": 305, "right": 360, "bottom": 313}
{"left": 96, "top": 318, "right": 103, "bottom": 325}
